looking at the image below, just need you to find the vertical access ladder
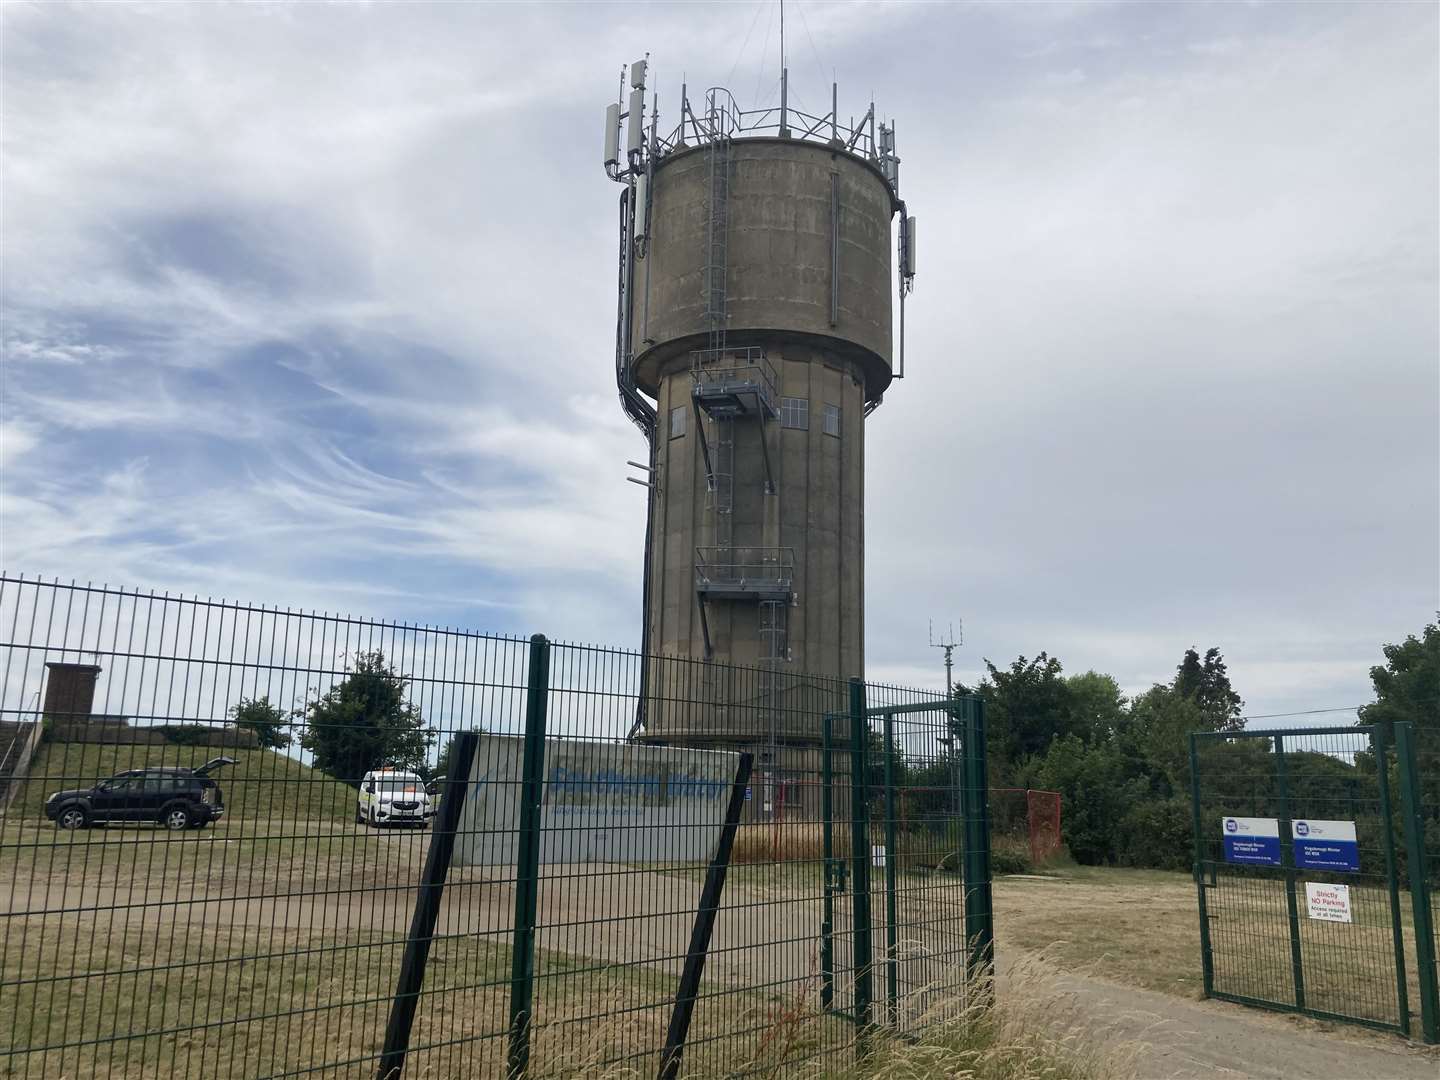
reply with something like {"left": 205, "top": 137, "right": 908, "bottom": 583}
{"left": 689, "top": 92, "right": 792, "bottom": 814}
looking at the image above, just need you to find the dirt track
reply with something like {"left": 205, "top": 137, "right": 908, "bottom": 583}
{"left": 1024, "top": 964, "right": 1438, "bottom": 1080}
{"left": 994, "top": 869, "right": 1438, "bottom": 1080}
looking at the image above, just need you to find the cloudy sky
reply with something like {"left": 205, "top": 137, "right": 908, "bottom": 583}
{"left": 2, "top": 1, "right": 1435, "bottom": 719}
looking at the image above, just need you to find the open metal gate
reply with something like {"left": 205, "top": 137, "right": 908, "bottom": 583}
{"left": 1190, "top": 722, "right": 1438, "bottom": 1042}
{"left": 820, "top": 683, "right": 993, "bottom": 1038}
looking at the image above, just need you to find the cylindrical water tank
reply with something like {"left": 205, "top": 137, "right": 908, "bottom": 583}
{"left": 632, "top": 139, "right": 896, "bottom": 401}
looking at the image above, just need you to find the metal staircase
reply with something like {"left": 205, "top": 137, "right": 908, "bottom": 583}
{"left": 687, "top": 93, "right": 792, "bottom": 813}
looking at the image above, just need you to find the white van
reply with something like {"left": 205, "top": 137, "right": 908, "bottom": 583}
{"left": 357, "top": 769, "right": 433, "bottom": 827}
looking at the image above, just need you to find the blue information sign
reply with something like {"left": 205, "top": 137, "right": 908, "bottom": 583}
{"left": 1292, "top": 819, "right": 1359, "bottom": 872}
{"left": 1222, "top": 816, "right": 1281, "bottom": 866}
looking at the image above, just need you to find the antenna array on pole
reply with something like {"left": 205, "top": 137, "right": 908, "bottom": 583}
{"left": 929, "top": 619, "right": 963, "bottom": 698}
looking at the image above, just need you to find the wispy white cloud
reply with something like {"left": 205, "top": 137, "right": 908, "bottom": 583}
{"left": 1, "top": 1, "right": 1434, "bottom": 714}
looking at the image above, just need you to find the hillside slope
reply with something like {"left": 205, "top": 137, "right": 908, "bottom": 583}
{"left": 14, "top": 740, "right": 354, "bottom": 823}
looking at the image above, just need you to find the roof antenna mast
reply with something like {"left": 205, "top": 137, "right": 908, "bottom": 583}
{"left": 929, "top": 619, "right": 963, "bottom": 698}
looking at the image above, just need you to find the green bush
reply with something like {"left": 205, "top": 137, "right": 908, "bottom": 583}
{"left": 991, "top": 836, "right": 1033, "bottom": 875}
{"left": 1117, "top": 797, "right": 1192, "bottom": 870}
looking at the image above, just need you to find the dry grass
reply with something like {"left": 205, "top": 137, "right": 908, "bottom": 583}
{"left": 844, "top": 953, "right": 1137, "bottom": 1080}
{"left": 572, "top": 951, "right": 1134, "bottom": 1080}
{"left": 2, "top": 886, "right": 1122, "bottom": 1080}
{"left": 995, "top": 865, "right": 1428, "bottom": 1033}
{"left": 995, "top": 866, "right": 1206, "bottom": 998}
{"left": 730, "top": 822, "right": 843, "bottom": 864}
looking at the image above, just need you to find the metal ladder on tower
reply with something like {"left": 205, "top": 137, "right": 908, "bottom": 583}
{"left": 702, "top": 99, "right": 733, "bottom": 554}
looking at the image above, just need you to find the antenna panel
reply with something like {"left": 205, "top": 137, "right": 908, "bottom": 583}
{"left": 630, "top": 59, "right": 647, "bottom": 90}
{"left": 634, "top": 173, "right": 649, "bottom": 241}
{"left": 604, "top": 102, "right": 621, "bottom": 168}
{"left": 903, "top": 216, "right": 917, "bottom": 277}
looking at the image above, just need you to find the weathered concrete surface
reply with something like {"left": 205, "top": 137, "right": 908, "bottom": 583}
{"left": 633, "top": 138, "right": 897, "bottom": 399}
{"left": 630, "top": 139, "right": 896, "bottom": 746}
{"left": 646, "top": 345, "right": 866, "bottom": 713}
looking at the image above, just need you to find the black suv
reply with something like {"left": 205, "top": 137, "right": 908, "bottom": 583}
{"left": 44, "top": 757, "right": 236, "bottom": 831}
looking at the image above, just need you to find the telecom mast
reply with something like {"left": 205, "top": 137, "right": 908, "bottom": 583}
{"left": 929, "top": 620, "right": 963, "bottom": 698}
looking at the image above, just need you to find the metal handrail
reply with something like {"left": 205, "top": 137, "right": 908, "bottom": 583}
{"left": 660, "top": 87, "right": 876, "bottom": 162}
{"left": 694, "top": 547, "right": 795, "bottom": 585}
{"left": 690, "top": 348, "right": 778, "bottom": 404}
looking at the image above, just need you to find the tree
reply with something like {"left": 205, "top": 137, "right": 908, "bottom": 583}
{"left": 979, "top": 653, "right": 1076, "bottom": 778}
{"left": 1065, "top": 671, "right": 1127, "bottom": 742}
{"left": 1173, "top": 647, "right": 1244, "bottom": 731}
{"left": 1034, "top": 735, "right": 1131, "bottom": 865}
{"left": 1123, "top": 685, "right": 1207, "bottom": 797}
{"left": 298, "top": 651, "right": 433, "bottom": 787}
{"left": 1358, "top": 621, "right": 1439, "bottom": 741}
{"left": 230, "top": 695, "right": 290, "bottom": 750}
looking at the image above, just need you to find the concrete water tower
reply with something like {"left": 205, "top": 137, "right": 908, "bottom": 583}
{"left": 606, "top": 62, "right": 916, "bottom": 759}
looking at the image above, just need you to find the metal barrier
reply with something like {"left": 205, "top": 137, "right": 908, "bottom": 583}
{"left": 1189, "top": 723, "right": 1438, "bottom": 1042}
{"left": 0, "top": 574, "right": 991, "bottom": 1077}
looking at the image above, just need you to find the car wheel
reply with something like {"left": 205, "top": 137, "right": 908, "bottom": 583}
{"left": 161, "top": 805, "right": 193, "bottom": 831}
{"left": 56, "top": 806, "right": 88, "bottom": 830}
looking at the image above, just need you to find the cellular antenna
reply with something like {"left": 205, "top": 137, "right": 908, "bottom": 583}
{"left": 929, "top": 619, "right": 963, "bottom": 697}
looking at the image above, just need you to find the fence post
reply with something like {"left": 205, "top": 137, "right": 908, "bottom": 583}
{"left": 377, "top": 730, "right": 482, "bottom": 1080}
{"left": 820, "top": 713, "right": 835, "bottom": 1011}
{"left": 1372, "top": 725, "right": 1412, "bottom": 1037}
{"left": 1397, "top": 722, "right": 1439, "bottom": 1044}
{"left": 657, "top": 751, "right": 754, "bottom": 1080}
{"left": 882, "top": 711, "right": 899, "bottom": 1024}
{"left": 961, "top": 696, "right": 993, "bottom": 984}
{"left": 1273, "top": 735, "right": 1307, "bottom": 1011}
{"left": 1188, "top": 733, "right": 1215, "bottom": 1000}
{"left": 848, "top": 678, "right": 874, "bottom": 1041}
{"left": 507, "top": 634, "right": 551, "bottom": 1080}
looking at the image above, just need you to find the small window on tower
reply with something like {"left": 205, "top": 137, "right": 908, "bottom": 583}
{"left": 780, "top": 397, "right": 809, "bottom": 430}
{"left": 670, "top": 406, "right": 686, "bottom": 439}
{"left": 822, "top": 403, "right": 841, "bottom": 438}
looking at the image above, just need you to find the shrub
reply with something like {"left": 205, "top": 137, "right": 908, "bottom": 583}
{"left": 990, "top": 835, "right": 1033, "bottom": 875}
{"left": 1117, "top": 797, "right": 1192, "bottom": 870}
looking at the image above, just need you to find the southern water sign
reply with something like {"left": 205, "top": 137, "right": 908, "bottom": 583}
{"left": 454, "top": 734, "right": 740, "bottom": 867}
{"left": 1222, "top": 816, "right": 1281, "bottom": 866}
{"left": 1292, "top": 819, "right": 1360, "bottom": 873}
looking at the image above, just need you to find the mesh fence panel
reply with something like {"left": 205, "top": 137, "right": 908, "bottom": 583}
{"left": 1192, "top": 726, "right": 1415, "bottom": 1034}
{"left": 0, "top": 575, "right": 981, "bottom": 1078}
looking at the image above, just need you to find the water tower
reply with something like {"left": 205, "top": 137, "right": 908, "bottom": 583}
{"left": 606, "top": 61, "right": 916, "bottom": 766}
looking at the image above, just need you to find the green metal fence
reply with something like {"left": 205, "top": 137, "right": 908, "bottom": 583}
{"left": 1189, "top": 723, "right": 1438, "bottom": 1042}
{"left": 0, "top": 574, "right": 992, "bottom": 1077}
{"left": 817, "top": 686, "right": 991, "bottom": 1046}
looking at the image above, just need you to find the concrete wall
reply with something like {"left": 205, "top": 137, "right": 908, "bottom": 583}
{"left": 453, "top": 734, "right": 741, "bottom": 866}
{"left": 46, "top": 717, "right": 260, "bottom": 748}
{"left": 632, "top": 139, "right": 896, "bottom": 403}
{"left": 42, "top": 663, "right": 101, "bottom": 721}
{"left": 647, "top": 347, "right": 866, "bottom": 679}
{"left": 632, "top": 137, "right": 894, "bottom": 750}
